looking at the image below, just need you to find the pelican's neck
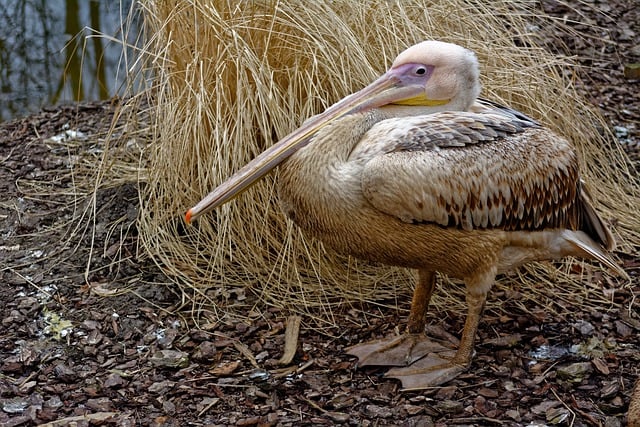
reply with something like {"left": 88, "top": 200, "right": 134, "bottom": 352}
{"left": 297, "top": 110, "right": 388, "bottom": 164}
{"left": 380, "top": 94, "right": 477, "bottom": 118}
{"left": 278, "top": 111, "right": 386, "bottom": 220}
{"left": 283, "top": 96, "right": 477, "bottom": 178}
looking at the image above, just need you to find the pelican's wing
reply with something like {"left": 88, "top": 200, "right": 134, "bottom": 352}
{"left": 471, "top": 98, "right": 541, "bottom": 126}
{"left": 357, "top": 111, "right": 582, "bottom": 232}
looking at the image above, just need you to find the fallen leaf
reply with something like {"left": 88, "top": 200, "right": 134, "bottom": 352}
{"left": 210, "top": 360, "right": 241, "bottom": 376}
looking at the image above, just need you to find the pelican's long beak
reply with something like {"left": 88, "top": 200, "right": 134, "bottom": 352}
{"left": 185, "top": 70, "right": 424, "bottom": 224}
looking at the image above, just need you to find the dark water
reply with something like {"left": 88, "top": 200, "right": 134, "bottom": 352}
{"left": 0, "top": 0, "right": 139, "bottom": 122}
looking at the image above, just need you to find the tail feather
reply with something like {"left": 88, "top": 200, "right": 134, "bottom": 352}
{"left": 579, "top": 182, "right": 615, "bottom": 251}
{"left": 562, "top": 230, "right": 627, "bottom": 278}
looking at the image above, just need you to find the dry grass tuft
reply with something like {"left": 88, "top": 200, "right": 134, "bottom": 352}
{"left": 105, "top": 0, "right": 639, "bottom": 331}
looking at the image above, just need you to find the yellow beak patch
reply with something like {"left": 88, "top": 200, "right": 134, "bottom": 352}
{"left": 392, "top": 94, "right": 450, "bottom": 107}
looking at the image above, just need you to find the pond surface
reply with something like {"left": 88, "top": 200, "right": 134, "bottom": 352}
{"left": 0, "top": 0, "right": 138, "bottom": 122}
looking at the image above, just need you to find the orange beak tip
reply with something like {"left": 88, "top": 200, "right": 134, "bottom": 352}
{"left": 185, "top": 209, "right": 193, "bottom": 225}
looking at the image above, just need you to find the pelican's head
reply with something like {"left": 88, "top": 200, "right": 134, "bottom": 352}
{"left": 387, "top": 40, "right": 480, "bottom": 112}
{"left": 186, "top": 41, "right": 482, "bottom": 223}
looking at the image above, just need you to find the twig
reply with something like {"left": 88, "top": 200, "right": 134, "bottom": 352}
{"left": 197, "top": 397, "right": 220, "bottom": 417}
{"left": 233, "top": 341, "right": 259, "bottom": 369}
{"left": 550, "top": 387, "right": 576, "bottom": 427}
{"left": 272, "top": 358, "right": 315, "bottom": 379}
{"left": 301, "top": 396, "right": 327, "bottom": 414}
{"left": 37, "top": 412, "right": 117, "bottom": 426}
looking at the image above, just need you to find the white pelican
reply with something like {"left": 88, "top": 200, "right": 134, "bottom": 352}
{"left": 186, "top": 41, "right": 622, "bottom": 390}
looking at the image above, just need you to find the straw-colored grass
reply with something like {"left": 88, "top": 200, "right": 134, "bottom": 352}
{"left": 112, "top": 0, "right": 638, "bottom": 331}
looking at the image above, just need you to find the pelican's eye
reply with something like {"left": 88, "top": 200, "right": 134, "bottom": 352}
{"left": 415, "top": 66, "right": 428, "bottom": 76}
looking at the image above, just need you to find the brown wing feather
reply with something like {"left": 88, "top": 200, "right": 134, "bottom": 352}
{"left": 359, "top": 111, "right": 585, "bottom": 234}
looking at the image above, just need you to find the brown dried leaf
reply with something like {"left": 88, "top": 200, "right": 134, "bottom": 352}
{"left": 484, "top": 333, "right": 522, "bottom": 347}
{"left": 279, "top": 315, "right": 301, "bottom": 365}
{"left": 592, "top": 358, "right": 610, "bottom": 375}
{"left": 210, "top": 360, "right": 241, "bottom": 376}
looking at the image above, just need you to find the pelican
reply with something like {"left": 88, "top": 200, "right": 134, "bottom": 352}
{"left": 186, "top": 41, "right": 622, "bottom": 390}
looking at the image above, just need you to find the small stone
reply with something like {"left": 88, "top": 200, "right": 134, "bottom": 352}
{"left": 38, "top": 407, "right": 58, "bottom": 422}
{"left": 363, "top": 404, "right": 393, "bottom": 418}
{"left": 330, "top": 394, "right": 355, "bottom": 409}
{"left": 592, "top": 358, "right": 610, "bottom": 375}
{"left": 529, "top": 344, "right": 569, "bottom": 361}
{"left": 157, "top": 328, "right": 178, "bottom": 349}
{"left": 404, "top": 415, "right": 434, "bottom": 427}
{"left": 249, "top": 341, "right": 263, "bottom": 353}
{"left": 17, "top": 297, "right": 39, "bottom": 311}
{"left": 248, "top": 369, "right": 270, "bottom": 382}
{"left": 2, "top": 415, "right": 31, "bottom": 426}
{"left": 103, "top": 372, "right": 127, "bottom": 388}
{"left": 162, "top": 399, "right": 176, "bottom": 415}
{"left": 484, "top": 333, "right": 522, "bottom": 347}
{"left": 615, "top": 320, "right": 632, "bottom": 337}
{"left": 604, "top": 415, "right": 622, "bottom": 427}
{"left": 192, "top": 341, "right": 217, "bottom": 361}
{"left": 435, "top": 385, "right": 457, "bottom": 400}
{"left": 613, "top": 125, "right": 629, "bottom": 139}
{"left": 195, "top": 397, "right": 220, "bottom": 415}
{"left": 503, "top": 381, "right": 517, "bottom": 391}
{"left": 18, "top": 381, "right": 36, "bottom": 393}
{"left": 624, "top": 63, "right": 640, "bottom": 79}
{"left": 53, "top": 364, "right": 77, "bottom": 383}
{"left": 600, "top": 382, "right": 619, "bottom": 399}
{"left": 266, "top": 412, "right": 278, "bottom": 424}
{"left": 327, "top": 412, "right": 350, "bottom": 423}
{"left": 211, "top": 360, "right": 241, "bottom": 376}
{"left": 435, "top": 399, "right": 464, "bottom": 414}
{"left": 575, "top": 320, "right": 595, "bottom": 336}
{"left": 599, "top": 395, "right": 625, "bottom": 414}
{"left": 149, "top": 350, "right": 189, "bottom": 368}
{"left": 237, "top": 416, "right": 261, "bottom": 425}
{"left": 188, "top": 329, "right": 210, "bottom": 342}
{"left": 474, "top": 395, "right": 488, "bottom": 414}
{"left": 546, "top": 406, "right": 570, "bottom": 424}
{"left": 403, "top": 404, "right": 424, "bottom": 415}
{"left": 531, "top": 400, "right": 560, "bottom": 415}
{"left": 2, "top": 397, "right": 29, "bottom": 414}
{"left": 82, "top": 319, "right": 100, "bottom": 330}
{"left": 86, "top": 397, "right": 113, "bottom": 411}
{"left": 83, "top": 329, "right": 103, "bottom": 346}
{"left": 505, "top": 409, "right": 521, "bottom": 421}
{"left": 44, "top": 396, "right": 63, "bottom": 409}
{"left": 609, "top": 396, "right": 624, "bottom": 407}
{"left": 478, "top": 387, "right": 499, "bottom": 398}
{"left": 1, "top": 357, "right": 23, "bottom": 373}
{"left": 83, "top": 346, "right": 98, "bottom": 356}
{"left": 255, "top": 350, "right": 269, "bottom": 362}
{"left": 557, "top": 362, "right": 592, "bottom": 382}
{"left": 148, "top": 380, "right": 175, "bottom": 394}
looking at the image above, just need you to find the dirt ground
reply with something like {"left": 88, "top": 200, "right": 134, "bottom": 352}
{"left": 1, "top": 2, "right": 639, "bottom": 426}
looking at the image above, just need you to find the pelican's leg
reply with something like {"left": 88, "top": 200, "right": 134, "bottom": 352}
{"left": 385, "top": 286, "right": 488, "bottom": 390}
{"left": 346, "top": 270, "right": 453, "bottom": 367}
{"left": 407, "top": 269, "right": 437, "bottom": 333}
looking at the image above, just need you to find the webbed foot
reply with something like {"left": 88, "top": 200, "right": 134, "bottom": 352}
{"left": 385, "top": 353, "right": 467, "bottom": 390}
{"left": 346, "top": 334, "right": 455, "bottom": 367}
